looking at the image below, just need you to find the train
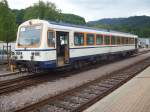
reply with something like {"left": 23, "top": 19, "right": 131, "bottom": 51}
{"left": 11, "top": 19, "right": 138, "bottom": 72}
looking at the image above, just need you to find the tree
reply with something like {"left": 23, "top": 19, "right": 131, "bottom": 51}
{"left": 61, "top": 14, "right": 86, "bottom": 25}
{"left": 24, "top": 1, "right": 61, "bottom": 21}
{"left": 0, "top": 0, "right": 16, "bottom": 43}
{"left": 12, "top": 9, "right": 25, "bottom": 25}
{"left": 0, "top": 0, "right": 16, "bottom": 59}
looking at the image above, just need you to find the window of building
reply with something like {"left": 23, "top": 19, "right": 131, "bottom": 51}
{"left": 87, "top": 34, "right": 94, "bottom": 45}
{"left": 96, "top": 34, "right": 103, "bottom": 45}
{"left": 48, "top": 31, "right": 55, "bottom": 47}
{"left": 74, "top": 32, "right": 84, "bottom": 45}
{"left": 105, "top": 35, "right": 110, "bottom": 45}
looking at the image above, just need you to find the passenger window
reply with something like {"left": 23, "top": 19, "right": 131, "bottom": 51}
{"left": 48, "top": 31, "right": 55, "bottom": 47}
{"left": 132, "top": 38, "right": 135, "bottom": 44}
{"left": 87, "top": 34, "right": 94, "bottom": 45}
{"left": 129, "top": 38, "right": 132, "bottom": 44}
{"left": 105, "top": 35, "right": 110, "bottom": 45}
{"left": 120, "top": 37, "right": 123, "bottom": 44}
{"left": 117, "top": 37, "right": 120, "bottom": 44}
{"left": 125, "top": 38, "right": 128, "bottom": 44}
{"left": 96, "top": 35, "right": 103, "bottom": 45}
{"left": 111, "top": 36, "right": 116, "bottom": 45}
{"left": 74, "top": 32, "right": 84, "bottom": 46}
{"left": 122, "top": 37, "right": 125, "bottom": 44}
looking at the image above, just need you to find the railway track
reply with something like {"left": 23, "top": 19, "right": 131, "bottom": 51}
{"left": 15, "top": 57, "right": 150, "bottom": 112}
{"left": 0, "top": 50, "right": 150, "bottom": 96}
{"left": 0, "top": 72, "right": 54, "bottom": 95}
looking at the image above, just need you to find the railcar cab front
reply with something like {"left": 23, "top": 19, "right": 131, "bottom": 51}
{"left": 13, "top": 20, "right": 70, "bottom": 72}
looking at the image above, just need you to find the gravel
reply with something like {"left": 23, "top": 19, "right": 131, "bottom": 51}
{"left": 0, "top": 52, "right": 150, "bottom": 112}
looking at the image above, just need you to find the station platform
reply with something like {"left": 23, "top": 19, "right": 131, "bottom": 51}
{"left": 0, "top": 68, "right": 15, "bottom": 76}
{"left": 0, "top": 71, "right": 13, "bottom": 76}
{"left": 84, "top": 66, "right": 150, "bottom": 112}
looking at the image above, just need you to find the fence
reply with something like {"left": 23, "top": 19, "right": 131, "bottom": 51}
{"left": 0, "top": 42, "right": 15, "bottom": 64}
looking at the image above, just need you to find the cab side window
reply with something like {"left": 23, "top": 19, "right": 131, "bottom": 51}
{"left": 48, "top": 31, "right": 55, "bottom": 47}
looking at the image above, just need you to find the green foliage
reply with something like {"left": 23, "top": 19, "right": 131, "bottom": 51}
{"left": 12, "top": 1, "right": 86, "bottom": 25}
{"left": 61, "top": 13, "right": 86, "bottom": 25}
{"left": 0, "top": 0, "right": 16, "bottom": 42}
{"left": 12, "top": 9, "right": 25, "bottom": 25}
{"left": 23, "top": 1, "right": 61, "bottom": 21}
{"left": 88, "top": 16, "right": 150, "bottom": 38}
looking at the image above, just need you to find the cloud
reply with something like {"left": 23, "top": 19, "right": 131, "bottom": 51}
{"left": 7, "top": 0, "right": 150, "bottom": 21}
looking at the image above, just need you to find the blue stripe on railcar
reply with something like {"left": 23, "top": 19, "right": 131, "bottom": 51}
{"left": 39, "top": 60, "right": 56, "bottom": 69}
{"left": 15, "top": 45, "right": 136, "bottom": 51}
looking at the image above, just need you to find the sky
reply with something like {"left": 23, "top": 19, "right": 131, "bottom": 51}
{"left": 7, "top": 0, "right": 150, "bottom": 21}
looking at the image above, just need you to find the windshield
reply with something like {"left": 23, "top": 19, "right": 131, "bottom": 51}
{"left": 18, "top": 25, "right": 42, "bottom": 47}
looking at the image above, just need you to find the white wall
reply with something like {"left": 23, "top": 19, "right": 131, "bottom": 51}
{"left": 138, "top": 38, "right": 150, "bottom": 48}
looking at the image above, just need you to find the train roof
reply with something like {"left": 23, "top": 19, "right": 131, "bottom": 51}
{"left": 20, "top": 19, "right": 138, "bottom": 38}
{"left": 48, "top": 21, "right": 138, "bottom": 38}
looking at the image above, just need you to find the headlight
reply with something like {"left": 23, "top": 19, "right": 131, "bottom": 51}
{"left": 16, "top": 52, "right": 22, "bottom": 55}
{"left": 20, "top": 55, "right": 23, "bottom": 59}
{"left": 35, "top": 52, "right": 40, "bottom": 56}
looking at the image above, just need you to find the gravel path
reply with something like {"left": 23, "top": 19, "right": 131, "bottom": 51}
{"left": 0, "top": 53, "right": 150, "bottom": 112}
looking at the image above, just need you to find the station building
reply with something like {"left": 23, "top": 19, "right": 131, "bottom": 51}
{"left": 138, "top": 38, "right": 150, "bottom": 48}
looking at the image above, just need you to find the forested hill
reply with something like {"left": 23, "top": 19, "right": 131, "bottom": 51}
{"left": 61, "top": 14, "right": 86, "bottom": 25}
{"left": 87, "top": 16, "right": 150, "bottom": 37}
{"left": 12, "top": 9, "right": 86, "bottom": 25}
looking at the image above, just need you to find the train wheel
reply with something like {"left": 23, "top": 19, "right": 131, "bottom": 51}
{"left": 78, "top": 61, "right": 83, "bottom": 68}
{"left": 73, "top": 62, "right": 79, "bottom": 69}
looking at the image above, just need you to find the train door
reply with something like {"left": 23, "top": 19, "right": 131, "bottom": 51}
{"left": 56, "top": 31, "right": 70, "bottom": 67}
{"left": 135, "top": 38, "right": 138, "bottom": 49}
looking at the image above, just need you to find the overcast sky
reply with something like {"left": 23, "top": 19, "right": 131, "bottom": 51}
{"left": 7, "top": 0, "right": 150, "bottom": 21}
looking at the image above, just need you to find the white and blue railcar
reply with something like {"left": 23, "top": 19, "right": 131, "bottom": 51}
{"left": 13, "top": 19, "right": 138, "bottom": 70}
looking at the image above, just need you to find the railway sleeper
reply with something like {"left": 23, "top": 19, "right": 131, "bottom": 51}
{"left": 76, "top": 92, "right": 97, "bottom": 99}
{"left": 97, "top": 83, "right": 114, "bottom": 88}
{"left": 89, "top": 83, "right": 112, "bottom": 92}
{"left": 107, "top": 78, "right": 123, "bottom": 83}
{"left": 111, "top": 76, "right": 128, "bottom": 80}
{"left": 64, "top": 96, "right": 88, "bottom": 104}
{"left": 101, "top": 81, "right": 120, "bottom": 86}
{"left": 50, "top": 100, "right": 80, "bottom": 110}
{"left": 82, "top": 88, "right": 104, "bottom": 96}
{"left": 105, "top": 79, "right": 122, "bottom": 84}
{"left": 48, "top": 103, "right": 71, "bottom": 111}
{"left": 41, "top": 105, "right": 68, "bottom": 112}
